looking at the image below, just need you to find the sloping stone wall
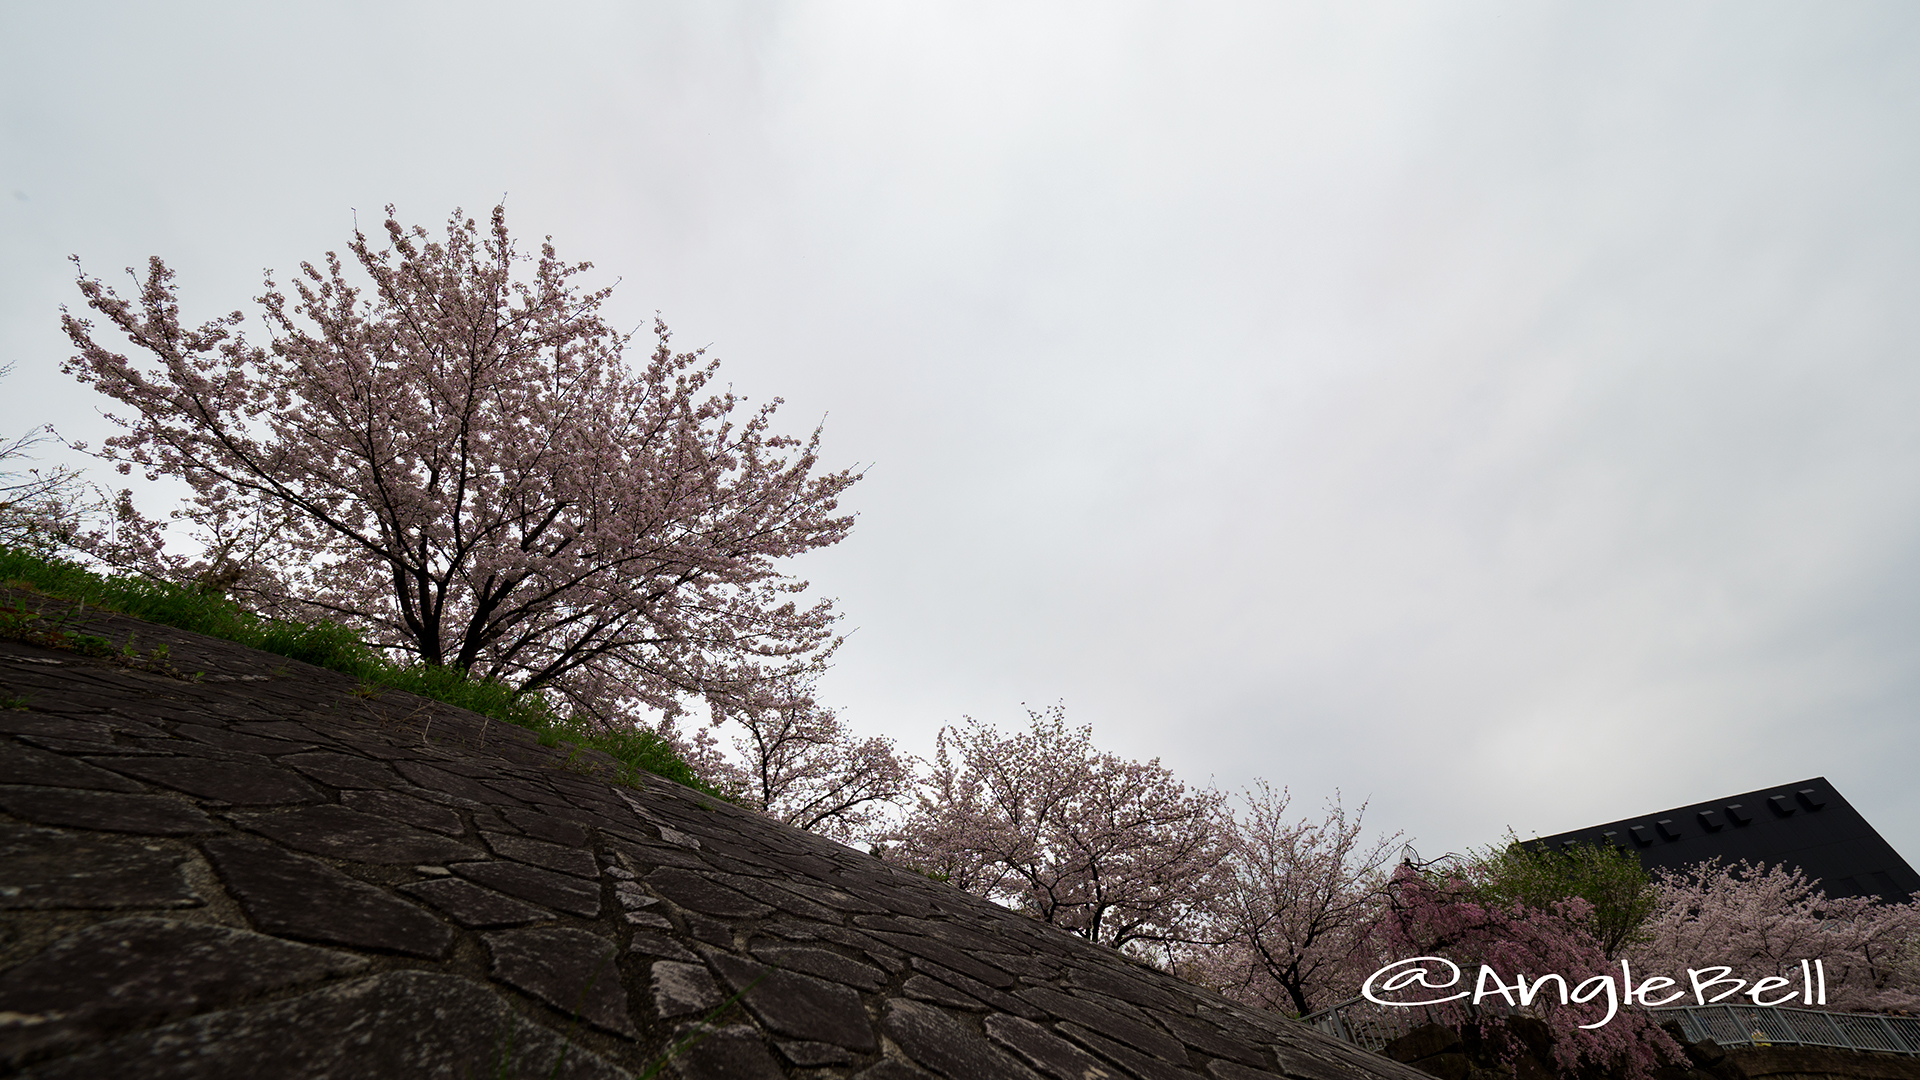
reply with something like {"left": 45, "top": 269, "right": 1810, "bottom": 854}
{"left": 0, "top": 602, "right": 1431, "bottom": 1079}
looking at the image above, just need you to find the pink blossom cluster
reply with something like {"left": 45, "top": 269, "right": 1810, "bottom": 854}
{"left": 697, "top": 679, "right": 912, "bottom": 846}
{"left": 1631, "top": 859, "right": 1920, "bottom": 1013}
{"left": 888, "top": 705, "right": 1227, "bottom": 953}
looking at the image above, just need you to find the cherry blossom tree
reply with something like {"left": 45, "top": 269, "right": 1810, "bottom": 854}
{"left": 0, "top": 365, "right": 107, "bottom": 555}
{"left": 708, "top": 680, "right": 911, "bottom": 845}
{"left": 0, "top": 434, "right": 91, "bottom": 556}
{"left": 1186, "top": 784, "right": 1402, "bottom": 1016}
{"left": 1375, "top": 861, "right": 1683, "bottom": 1079}
{"left": 889, "top": 706, "right": 1227, "bottom": 953}
{"left": 60, "top": 205, "right": 859, "bottom": 726}
{"left": 1631, "top": 859, "right": 1920, "bottom": 1012}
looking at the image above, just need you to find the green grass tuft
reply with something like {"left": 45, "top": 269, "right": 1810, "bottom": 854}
{"left": 0, "top": 546, "right": 724, "bottom": 798}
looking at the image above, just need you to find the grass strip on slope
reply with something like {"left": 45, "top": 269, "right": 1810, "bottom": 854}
{"left": 0, "top": 546, "right": 722, "bottom": 798}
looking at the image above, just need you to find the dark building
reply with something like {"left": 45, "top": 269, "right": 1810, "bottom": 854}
{"left": 1526, "top": 776, "right": 1919, "bottom": 903}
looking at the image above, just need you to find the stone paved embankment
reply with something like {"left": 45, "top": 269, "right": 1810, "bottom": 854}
{"left": 0, "top": 598, "right": 1428, "bottom": 1079}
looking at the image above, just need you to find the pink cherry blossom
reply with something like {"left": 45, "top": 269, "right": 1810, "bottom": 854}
{"left": 1181, "top": 784, "right": 1402, "bottom": 1016}
{"left": 888, "top": 705, "right": 1227, "bottom": 953}
{"left": 710, "top": 678, "right": 911, "bottom": 846}
{"left": 1370, "top": 862, "right": 1683, "bottom": 1078}
{"left": 1631, "top": 858, "right": 1920, "bottom": 1013}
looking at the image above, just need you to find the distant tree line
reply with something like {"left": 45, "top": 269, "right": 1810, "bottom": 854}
{"left": 868, "top": 706, "right": 1920, "bottom": 1080}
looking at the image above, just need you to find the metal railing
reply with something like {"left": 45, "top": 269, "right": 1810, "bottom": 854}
{"left": 1302, "top": 996, "right": 1920, "bottom": 1058}
{"left": 1650, "top": 1004, "right": 1920, "bottom": 1056}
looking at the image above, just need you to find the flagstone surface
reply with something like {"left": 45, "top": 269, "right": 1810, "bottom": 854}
{"left": 0, "top": 601, "right": 1431, "bottom": 1079}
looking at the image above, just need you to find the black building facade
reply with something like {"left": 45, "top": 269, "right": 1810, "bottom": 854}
{"left": 1527, "top": 776, "right": 1918, "bottom": 903}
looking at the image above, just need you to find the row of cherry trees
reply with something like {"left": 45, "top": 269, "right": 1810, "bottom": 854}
{"left": 731, "top": 704, "right": 1920, "bottom": 1080}
{"left": 702, "top": 700, "right": 1404, "bottom": 1009}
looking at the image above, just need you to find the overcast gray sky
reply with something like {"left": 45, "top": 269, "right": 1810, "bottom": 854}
{"left": 5, "top": 2, "right": 1917, "bottom": 867}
